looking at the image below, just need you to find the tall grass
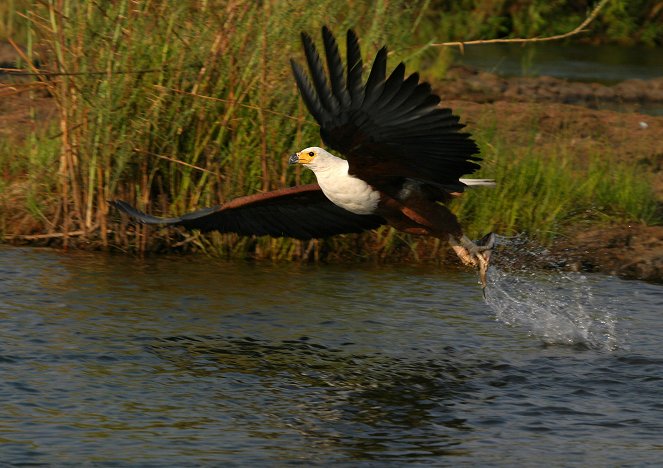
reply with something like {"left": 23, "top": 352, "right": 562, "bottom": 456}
{"left": 5, "top": 0, "right": 427, "bottom": 252}
{"left": 0, "top": 0, "right": 30, "bottom": 41}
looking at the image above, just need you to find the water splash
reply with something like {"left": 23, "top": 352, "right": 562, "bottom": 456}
{"left": 484, "top": 235, "right": 619, "bottom": 350}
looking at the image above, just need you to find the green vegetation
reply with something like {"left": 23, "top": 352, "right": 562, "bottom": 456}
{"left": 4, "top": 1, "right": 662, "bottom": 46}
{"left": 0, "top": 0, "right": 428, "bottom": 253}
{"left": 417, "top": 0, "right": 663, "bottom": 47}
{"left": 454, "top": 129, "right": 659, "bottom": 242}
{"left": 0, "top": 0, "right": 27, "bottom": 42}
{"left": 0, "top": 0, "right": 660, "bottom": 261}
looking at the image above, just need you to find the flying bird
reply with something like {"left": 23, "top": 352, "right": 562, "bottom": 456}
{"left": 112, "top": 27, "right": 495, "bottom": 286}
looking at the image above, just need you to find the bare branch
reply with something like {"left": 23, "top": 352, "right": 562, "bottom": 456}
{"left": 431, "top": 0, "right": 610, "bottom": 51}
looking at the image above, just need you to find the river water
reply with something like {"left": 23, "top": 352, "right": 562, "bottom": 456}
{"left": 452, "top": 42, "right": 663, "bottom": 83}
{"left": 1, "top": 245, "right": 662, "bottom": 465}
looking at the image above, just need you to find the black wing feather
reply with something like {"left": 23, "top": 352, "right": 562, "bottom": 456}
{"left": 301, "top": 32, "right": 338, "bottom": 115}
{"left": 346, "top": 29, "right": 364, "bottom": 108}
{"left": 111, "top": 185, "right": 385, "bottom": 240}
{"left": 290, "top": 60, "right": 326, "bottom": 124}
{"left": 291, "top": 27, "right": 481, "bottom": 188}
{"left": 374, "top": 63, "right": 406, "bottom": 111}
{"left": 362, "top": 47, "right": 387, "bottom": 109}
{"left": 322, "top": 26, "right": 351, "bottom": 108}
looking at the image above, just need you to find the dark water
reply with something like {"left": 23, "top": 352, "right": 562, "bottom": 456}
{"left": 452, "top": 43, "right": 663, "bottom": 83}
{"left": 1, "top": 246, "right": 662, "bottom": 465}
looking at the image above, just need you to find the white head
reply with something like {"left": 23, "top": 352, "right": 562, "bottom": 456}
{"left": 288, "top": 146, "right": 341, "bottom": 173}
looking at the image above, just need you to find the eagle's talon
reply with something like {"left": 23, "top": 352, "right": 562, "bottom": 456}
{"left": 450, "top": 233, "right": 494, "bottom": 289}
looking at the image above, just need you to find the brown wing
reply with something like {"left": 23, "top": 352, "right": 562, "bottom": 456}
{"left": 290, "top": 27, "right": 480, "bottom": 189}
{"left": 111, "top": 184, "right": 385, "bottom": 240}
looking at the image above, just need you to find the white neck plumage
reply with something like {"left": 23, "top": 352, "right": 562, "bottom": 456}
{"left": 301, "top": 148, "right": 381, "bottom": 215}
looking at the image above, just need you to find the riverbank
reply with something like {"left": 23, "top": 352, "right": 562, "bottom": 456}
{"left": 440, "top": 65, "right": 663, "bottom": 114}
{"left": 461, "top": 102, "right": 663, "bottom": 283}
{"left": 1, "top": 65, "right": 662, "bottom": 282}
{"left": 437, "top": 71, "right": 662, "bottom": 282}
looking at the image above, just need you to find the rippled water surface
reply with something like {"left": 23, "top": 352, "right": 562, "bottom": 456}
{"left": 1, "top": 246, "right": 662, "bottom": 465}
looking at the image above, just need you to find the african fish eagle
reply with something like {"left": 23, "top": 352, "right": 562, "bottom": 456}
{"left": 112, "top": 27, "right": 495, "bottom": 286}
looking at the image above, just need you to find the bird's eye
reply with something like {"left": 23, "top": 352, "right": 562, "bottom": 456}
{"left": 308, "top": 151, "right": 314, "bottom": 156}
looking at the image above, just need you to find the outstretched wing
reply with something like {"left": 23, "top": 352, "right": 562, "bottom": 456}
{"left": 111, "top": 184, "right": 385, "bottom": 240}
{"left": 290, "top": 27, "right": 480, "bottom": 189}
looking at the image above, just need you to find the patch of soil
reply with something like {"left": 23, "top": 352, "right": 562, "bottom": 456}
{"left": 439, "top": 65, "right": 663, "bottom": 108}
{"left": 0, "top": 41, "right": 54, "bottom": 142}
{"left": 553, "top": 224, "right": 663, "bottom": 283}
{"left": 0, "top": 92, "right": 55, "bottom": 142}
{"left": 442, "top": 88, "right": 663, "bottom": 283}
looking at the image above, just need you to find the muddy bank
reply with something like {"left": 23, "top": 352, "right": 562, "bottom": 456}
{"left": 438, "top": 66, "right": 663, "bottom": 112}
{"left": 554, "top": 225, "right": 663, "bottom": 283}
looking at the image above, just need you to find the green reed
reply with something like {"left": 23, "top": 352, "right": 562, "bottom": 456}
{"left": 3, "top": 0, "right": 426, "bottom": 252}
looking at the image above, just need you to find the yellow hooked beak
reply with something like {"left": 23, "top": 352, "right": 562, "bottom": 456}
{"left": 288, "top": 150, "right": 316, "bottom": 165}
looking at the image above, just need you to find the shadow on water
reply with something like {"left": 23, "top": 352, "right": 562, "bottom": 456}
{"left": 148, "top": 335, "right": 490, "bottom": 459}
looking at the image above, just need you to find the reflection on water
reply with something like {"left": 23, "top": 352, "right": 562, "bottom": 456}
{"left": 150, "top": 335, "right": 479, "bottom": 459}
{"left": 1, "top": 246, "right": 663, "bottom": 465}
{"left": 453, "top": 42, "right": 663, "bottom": 83}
